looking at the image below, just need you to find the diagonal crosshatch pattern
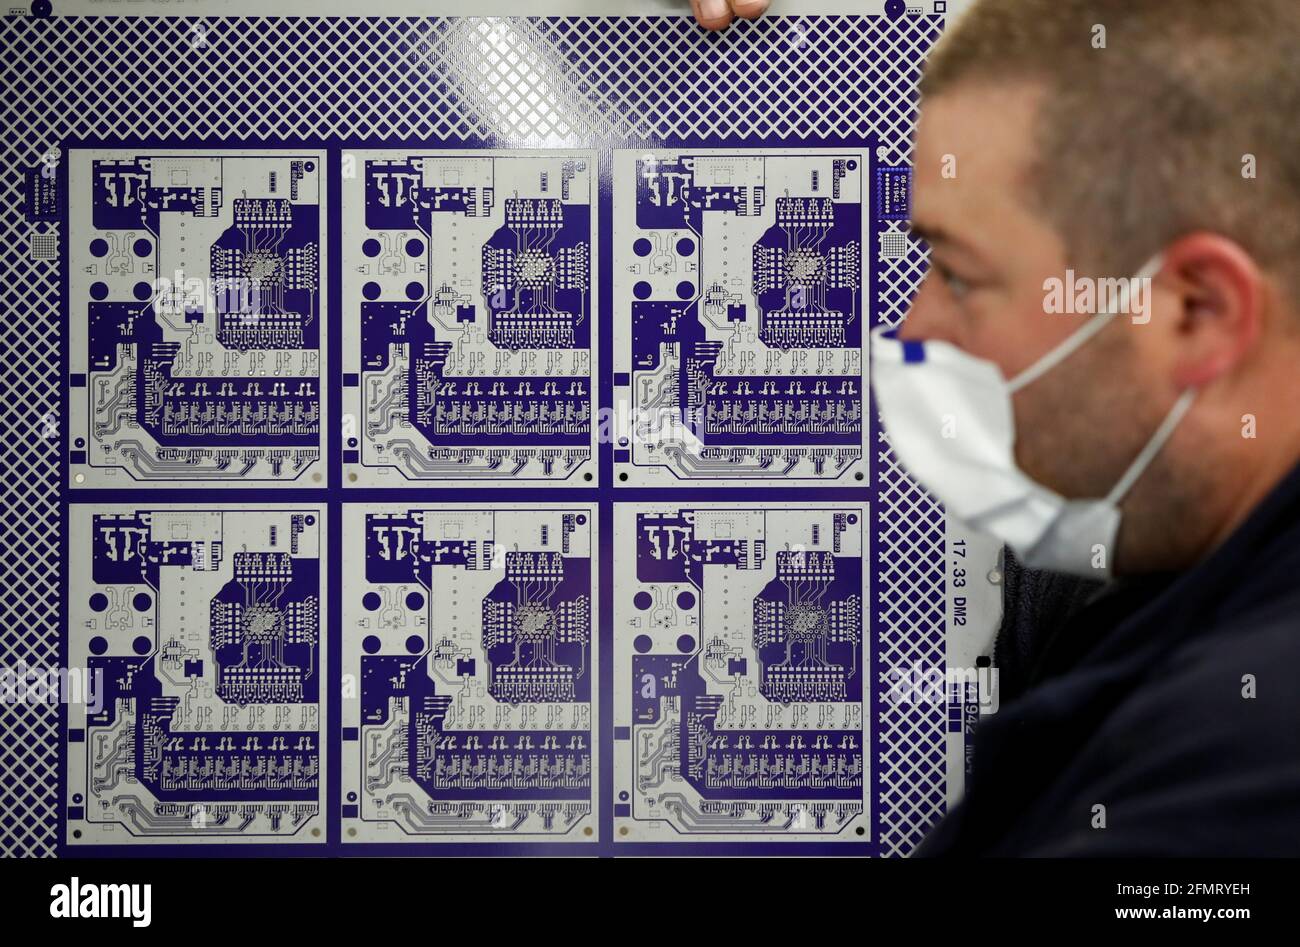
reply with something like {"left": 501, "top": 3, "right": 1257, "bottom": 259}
{"left": 0, "top": 10, "right": 943, "bottom": 857}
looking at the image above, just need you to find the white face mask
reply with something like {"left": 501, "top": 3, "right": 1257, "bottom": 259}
{"left": 870, "top": 255, "right": 1196, "bottom": 579}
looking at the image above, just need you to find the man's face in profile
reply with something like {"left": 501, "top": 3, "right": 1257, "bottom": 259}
{"left": 898, "top": 82, "right": 1172, "bottom": 506}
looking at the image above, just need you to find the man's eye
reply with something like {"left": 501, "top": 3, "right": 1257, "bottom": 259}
{"left": 937, "top": 265, "right": 971, "bottom": 299}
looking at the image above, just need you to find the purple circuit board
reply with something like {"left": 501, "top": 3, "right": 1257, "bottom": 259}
{"left": 68, "top": 150, "right": 327, "bottom": 487}
{"left": 342, "top": 505, "right": 597, "bottom": 841}
{"left": 343, "top": 151, "right": 597, "bottom": 485}
{"left": 67, "top": 506, "right": 326, "bottom": 843}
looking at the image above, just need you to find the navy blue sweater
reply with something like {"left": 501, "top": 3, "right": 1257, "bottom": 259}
{"left": 917, "top": 462, "right": 1300, "bottom": 857}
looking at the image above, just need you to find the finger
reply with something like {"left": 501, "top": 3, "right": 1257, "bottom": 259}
{"left": 729, "top": 0, "right": 771, "bottom": 20}
{"left": 691, "top": 0, "right": 735, "bottom": 31}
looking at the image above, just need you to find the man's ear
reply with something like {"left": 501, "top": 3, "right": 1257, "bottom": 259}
{"left": 1157, "top": 233, "right": 1263, "bottom": 389}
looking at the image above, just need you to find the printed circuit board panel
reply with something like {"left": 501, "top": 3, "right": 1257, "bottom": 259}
{"left": 613, "top": 149, "right": 868, "bottom": 486}
{"left": 343, "top": 505, "right": 597, "bottom": 841}
{"left": 343, "top": 150, "right": 597, "bottom": 486}
{"left": 614, "top": 502, "right": 868, "bottom": 841}
{"left": 68, "top": 149, "right": 327, "bottom": 487}
{"left": 67, "top": 506, "right": 326, "bottom": 844}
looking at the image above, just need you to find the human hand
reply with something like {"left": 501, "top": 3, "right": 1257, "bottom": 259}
{"left": 690, "top": 0, "right": 771, "bottom": 31}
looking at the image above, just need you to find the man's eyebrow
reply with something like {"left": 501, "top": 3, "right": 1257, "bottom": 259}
{"left": 909, "top": 221, "right": 953, "bottom": 246}
{"left": 909, "top": 222, "right": 986, "bottom": 265}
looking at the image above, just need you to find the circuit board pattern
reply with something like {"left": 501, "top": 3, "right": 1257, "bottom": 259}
{"left": 1, "top": 10, "right": 953, "bottom": 858}
{"left": 67, "top": 507, "right": 326, "bottom": 844}
{"left": 344, "top": 151, "right": 596, "bottom": 485}
{"left": 343, "top": 505, "right": 597, "bottom": 841}
{"left": 69, "top": 150, "right": 326, "bottom": 486}
{"left": 614, "top": 150, "right": 867, "bottom": 485}
{"left": 614, "top": 503, "right": 868, "bottom": 840}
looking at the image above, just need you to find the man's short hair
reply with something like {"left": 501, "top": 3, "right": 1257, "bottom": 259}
{"left": 922, "top": 0, "right": 1300, "bottom": 299}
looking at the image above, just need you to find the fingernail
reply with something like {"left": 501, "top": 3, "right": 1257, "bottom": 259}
{"left": 696, "top": 0, "right": 731, "bottom": 24}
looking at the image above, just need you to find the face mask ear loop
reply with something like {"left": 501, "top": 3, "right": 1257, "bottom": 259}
{"left": 1104, "top": 388, "right": 1198, "bottom": 506}
{"left": 1006, "top": 254, "right": 1166, "bottom": 396}
{"left": 1006, "top": 309, "right": 1119, "bottom": 395}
